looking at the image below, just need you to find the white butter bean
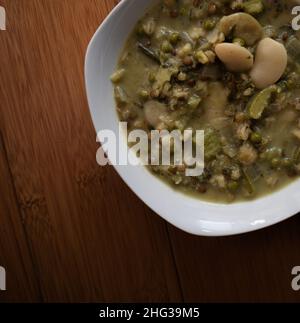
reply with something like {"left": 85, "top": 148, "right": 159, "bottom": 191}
{"left": 250, "top": 38, "right": 287, "bottom": 89}
{"left": 215, "top": 43, "right": 254, "bottom": 72}
{"left": 219, "top": 13, "right": 262, "bottom": 46}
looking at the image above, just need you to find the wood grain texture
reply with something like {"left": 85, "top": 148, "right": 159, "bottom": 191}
{"left": 0, "top": 0, "right": 181, "bottom": 302}
{"left": 0, "top": 0, "right": 299, "bottom": 303}
{"left": 168, "top": 216, "right": 300, "bottom": 303}
{"left": 0, "top": 135, "right": 41, "bottom": 302}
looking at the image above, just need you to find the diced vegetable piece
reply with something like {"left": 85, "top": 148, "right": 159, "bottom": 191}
{"left": 264, "top": 171, "right": 279, "bottom": 187}
{"left": 144, "top": 100, "right": 167, "bottom": 128}
{"left": 210, "top": 174, "right": 226, "bottom": 189}
{"left": 204, "top": 128, "right": 222, "bottom": 161}
{"left": 195, "top": 50, "right": 209, "bottom": 64}
{"left": 187, "top": 94, "right": 201, "bottom": 110}
{"left": 247, "top": 86, "right": 277, "bottom": 119}
{"left": 177, "top": 42, "right": 193, "bottom": 57}
{"left": 236, "top": 123, "right": 251, "bottom": 141}
{"left": 189, "top": 27, "right": 205, "bottom": 40}
{"left": 177, "top": 72, "right": 187, "bottom": 81}
{"left": 242, "top": 0, "right": 264, "bottom": 16}
{"left": 238, "top": 144, "right": 258, "bottom": 165}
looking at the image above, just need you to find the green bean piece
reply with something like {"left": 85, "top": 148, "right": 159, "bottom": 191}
{"left": 247, "top": 86, "right": 277, "bottom": 119}
{"left": 115, "top": 86, "right": 128, "bottom": 105}
{"left": 138, "top": 43, "right": 161, "bottom": 64}
{"left": 242, "top": 168, "right": 255, "bottom": 195}
{"left": 204, "top": 128, "right": 222, "bottom": 161}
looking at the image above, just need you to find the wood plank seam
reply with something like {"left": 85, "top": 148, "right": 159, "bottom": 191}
{"left": 165, "top": 224, "right": 184, "bottom": 301}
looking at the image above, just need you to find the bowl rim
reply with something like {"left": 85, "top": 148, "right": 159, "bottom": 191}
{"left": 84, "top": 0, "right": 299, "bottom": 236}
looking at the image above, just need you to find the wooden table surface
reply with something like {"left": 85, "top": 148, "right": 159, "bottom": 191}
{"left": 0, "top": 0, "right": 300, "bottom": 303}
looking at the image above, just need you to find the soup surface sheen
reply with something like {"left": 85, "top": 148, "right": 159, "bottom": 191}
{"left": 112, "top": 0, "right": 300, "bottom": 202}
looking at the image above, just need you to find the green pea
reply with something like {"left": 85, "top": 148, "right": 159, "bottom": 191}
{"left": 169, "top": 32, "right": 180, "bottom": 45}
{"left": 233, "top": 38, "right": 245, "bottom": 47}
{"left": 203, "top": 18, "right": 216, "bottom": 31}
{"left": 139, "top": 89, "right": 149, "bottom": 99}
{"left": 282, "top": 157, "right": 293, "bottom": 168}
{"left": 227, "top": 180, "right": 239, "bottom": 192}
{"left": 250, "top": 132, "right": 262, "bottom": 144}
{"left": 161, "top": 40, "right": 173, "bottom": 53}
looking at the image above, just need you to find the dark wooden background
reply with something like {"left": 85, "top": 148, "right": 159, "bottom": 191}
{"left": 0, "top": 0, "right": 300, "bottom": 303}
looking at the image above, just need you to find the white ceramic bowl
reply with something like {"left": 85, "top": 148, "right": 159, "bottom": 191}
{"left": 85, "top": 0, "right": 300, "bottom": 236}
